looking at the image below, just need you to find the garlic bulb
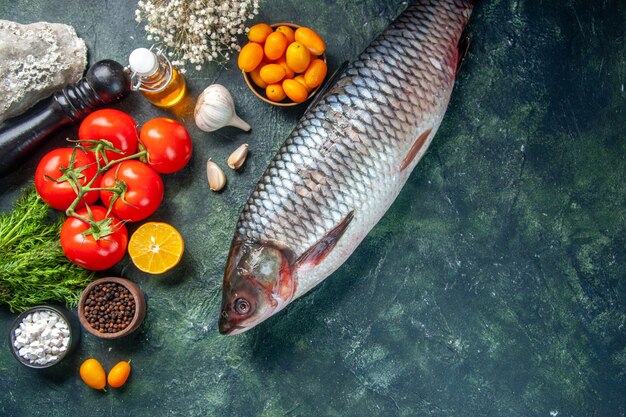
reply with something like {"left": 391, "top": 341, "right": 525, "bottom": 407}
{"left": 194, "top": 84, "right": 251, "bottom": 132}
{"left": 206, "top": 159, "right": 227, "bottom": 191}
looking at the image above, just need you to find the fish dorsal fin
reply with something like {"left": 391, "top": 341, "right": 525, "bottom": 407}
{"left": 295, "top": 211, "right": 355, "bottom": 268}
{"left": 400, "top": 128, "right": 432, "bottom": 171}
{"left": 304, "top": 61, "right": 350, "bottom": 113}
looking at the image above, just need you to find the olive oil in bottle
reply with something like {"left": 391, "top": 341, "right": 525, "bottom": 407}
{"left": 128, "top": 46, "right": 186, "bottom": 108}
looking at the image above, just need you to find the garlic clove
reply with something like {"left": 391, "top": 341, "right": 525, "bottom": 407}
{"left": 194, "top": 84, "right": 251, "bottom": 132}
{"left": 227, "top": 144, "right": 249, "bottom": 170}
{"left": 206, "top": 160, "right": 227, "bottom": 191}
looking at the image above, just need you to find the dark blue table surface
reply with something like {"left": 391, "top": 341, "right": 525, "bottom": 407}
{"left": 0, "top": 1, "right": 624, "bottom": 416}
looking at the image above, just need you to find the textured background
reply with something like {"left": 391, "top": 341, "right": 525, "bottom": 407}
{"left": 0, "top": 0, "right": 625, "bottom": 416}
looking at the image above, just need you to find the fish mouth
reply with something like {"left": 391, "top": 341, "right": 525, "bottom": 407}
{"left": 218, "top": 321, "right": 247, "bottom": 336}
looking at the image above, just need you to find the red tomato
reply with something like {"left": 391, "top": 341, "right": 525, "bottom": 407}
{"left": 100, "top": 160, "right": 164, "bottom": 222}
{"left": 139, "top": 118, "right": 192, "bottom": 174}
{"left": 78, "top": 109, "right": 139, "bottom": 163}
{"left": 60, "top": 206, "right": 128, "bottom": 271}
{"left": 34, "top": 148, "right": 100, "bottom": 211}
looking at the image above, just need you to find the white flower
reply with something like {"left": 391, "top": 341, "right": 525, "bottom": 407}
{"left": 135, "top": 0, "right": 259, "bottom": 71}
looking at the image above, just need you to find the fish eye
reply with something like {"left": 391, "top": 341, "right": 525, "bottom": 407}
{"left": 234, "top": 298, "right": 252, "bottom": 315}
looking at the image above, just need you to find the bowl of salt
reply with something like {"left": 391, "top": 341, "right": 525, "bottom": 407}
{"left": 8, "top": 305, "right": 80, "bottom": 369}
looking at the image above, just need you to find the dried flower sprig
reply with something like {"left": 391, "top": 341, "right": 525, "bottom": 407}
{"left": 135, "top": 0, "right": 260, "bottom": 72}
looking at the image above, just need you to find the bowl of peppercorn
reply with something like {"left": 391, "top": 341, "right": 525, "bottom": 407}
{"left": 78, "top": 277, "right": 146, "bottom": 339}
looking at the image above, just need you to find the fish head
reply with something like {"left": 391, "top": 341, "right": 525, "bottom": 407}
{"left": 219, "top": 240, "right": 296, "bottom": 335}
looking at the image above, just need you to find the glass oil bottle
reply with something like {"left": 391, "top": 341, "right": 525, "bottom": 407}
{"left": 128, "top": 45, "right": 186, "bottom": 108}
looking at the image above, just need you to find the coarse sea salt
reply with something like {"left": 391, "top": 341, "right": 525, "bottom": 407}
{"left": 13, "top": 310, "right": 70, "bottom": 366}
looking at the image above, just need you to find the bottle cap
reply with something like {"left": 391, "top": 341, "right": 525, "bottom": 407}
{"left": 129, "top": 48, "right": 158, "bottom": 76}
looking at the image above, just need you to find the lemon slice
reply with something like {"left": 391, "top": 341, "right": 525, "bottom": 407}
{"left": 128, "top": 222, "right": 184, "bottom": 274}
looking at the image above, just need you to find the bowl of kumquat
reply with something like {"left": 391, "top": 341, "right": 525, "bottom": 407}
{"left": 239, "top": 23, "right": 328, "bottom": 106}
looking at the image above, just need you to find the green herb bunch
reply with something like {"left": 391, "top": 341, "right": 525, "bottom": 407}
{"left": 0, "top": 187, "right": 94, "bottom": 312}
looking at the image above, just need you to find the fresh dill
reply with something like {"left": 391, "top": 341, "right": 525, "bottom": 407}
{"left": 0, "top": 187, "right": 94, "bottom": 312}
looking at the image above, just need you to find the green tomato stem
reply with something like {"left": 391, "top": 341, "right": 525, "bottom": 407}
{"left": 87, "top": 187, "right": 119, "bottom": 192}
{"left": 61, "top": 143, "right": 147, "bottom": 239}
{"left": 101, "top": 149, "right": 147, "bottom": 171}
{"left": 66, "top": 208, "right": 96, "bottom": 228}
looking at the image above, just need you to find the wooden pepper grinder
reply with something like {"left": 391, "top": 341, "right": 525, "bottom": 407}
{"left": 0, "top": 60, "right": 131, "bottom": 175}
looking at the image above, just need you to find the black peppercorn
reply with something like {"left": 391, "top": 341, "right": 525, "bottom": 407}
{"left": 83, "top": 282, "right": 136, "bottom": 333}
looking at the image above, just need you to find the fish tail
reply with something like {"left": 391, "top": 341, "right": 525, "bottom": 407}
{"left": 404, "top": 0, "right": 475, "bottom": 30}
{"left": 407, "top": 0, "right": 476, "bottom": 9}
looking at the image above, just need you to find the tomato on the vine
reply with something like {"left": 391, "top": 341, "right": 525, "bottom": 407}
{"left": 100, "top": 160, "right": 164, "bottom": 222}
{"left": 139, "top": 118, "right": 192, "bottom": 174}
{"left": 34, "top": 148, "right": 100, "bottom": 211}
{"left": 60, "top": 206, "right": 128, "bottom": 271}
{"left": 79, "top": 109, "right": 139, "bottom": 163}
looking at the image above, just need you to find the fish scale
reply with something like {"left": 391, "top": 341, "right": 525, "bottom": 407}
{"left": 240, "top": 0, "right": 470, "bottom": 268}
{"left": 223, "top": 0, "right": 474, "bottom": 332}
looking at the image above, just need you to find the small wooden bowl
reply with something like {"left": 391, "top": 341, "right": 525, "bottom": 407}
{"left": 242, "top": 22, "right": 327, "bottom": 107}
{"left": 78, "top": 277, "right": 146, "bottom": 339}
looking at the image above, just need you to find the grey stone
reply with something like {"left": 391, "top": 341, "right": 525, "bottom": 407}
{"left": 0, "top": 20, "right": 87, "bottom": 123}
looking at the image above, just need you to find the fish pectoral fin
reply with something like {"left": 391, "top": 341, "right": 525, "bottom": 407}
{"left": 400, "top": 128, "right": 433, "bottom": 171}
{"left": 456, "top": 33, "right": 472, "bottom": 76}
{"left": 295, "top": 211, "right": 355, "bottom": 268}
